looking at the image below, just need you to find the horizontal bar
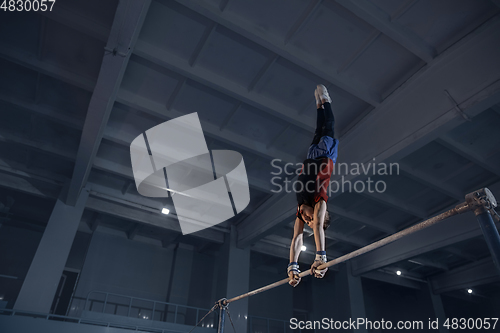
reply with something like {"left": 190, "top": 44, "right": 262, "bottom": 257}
{"left": 224, "top": 200, "right": 473, "bottom": 304}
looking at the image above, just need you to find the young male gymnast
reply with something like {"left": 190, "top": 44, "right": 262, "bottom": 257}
{"left": 288, "top": 84, "right": 338, "bottom": 287}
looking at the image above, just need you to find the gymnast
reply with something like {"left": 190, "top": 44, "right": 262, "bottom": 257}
{"left": 288, "top": 85, "right": 338, "bottom": 287}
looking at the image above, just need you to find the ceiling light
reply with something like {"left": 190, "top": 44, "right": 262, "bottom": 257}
{"left": 301, "top": 245, "right": 306, "bottom": 251}
{"left": 467, "top": 289, "right": 473, "bottom": 294}
{"left": 396, "top": 270, "right": 402, "bottom": 276}
{"left": 161, "top": 208, "right": 170, "bottom": 215}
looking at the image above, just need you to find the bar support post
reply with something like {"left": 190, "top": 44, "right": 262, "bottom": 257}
{"left": 476, "top": 211, "right": 500, "bottom": 273}
{"left": 465, "top": 188, "right": 500, "bottom": 273}
{"left": 218, "top": 300, "right": 227, "bottom": 333}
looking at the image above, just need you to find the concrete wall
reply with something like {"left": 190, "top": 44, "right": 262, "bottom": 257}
{"left": 363, "top": 278, "right": 434, "bottom": 327}
{"left": 67, "top": 226, "right": 216, "bottom": 323}
{"left": 70, "top": 228, "right": 175, "bottom": 307}
{"left": 248, "top": 252, "right": 293, "bottom": 320}
{"left": 0, "top": 224, "right": 42, "bottom": 309}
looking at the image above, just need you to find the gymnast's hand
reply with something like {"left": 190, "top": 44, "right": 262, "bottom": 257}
{"left": 288, "top": 271, "right": 301, "bottom": 287}
{"left": 287, "top": 262, "right": 301, "bottom": 287}
{"left": 310, "top": 261, "right": 328, "bottom": 278}
{"left": 310, "top": 251, "right": 328, "bottom": 278}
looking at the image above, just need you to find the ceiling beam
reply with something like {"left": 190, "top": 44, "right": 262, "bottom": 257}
{"left": 0, "top": 130, "right": 75, "bottom": 161}
{"left": 162, "top": 233, "right": 181, "bottom": 249}
{"left": 337, "top": 31, "right": 381, "bottom": 73}
{"left": 126, "top": 223, "right": 142, "bottom": 240}
{"left": 189, "top": 23, "right": 217, "bottom": 67}
{"left": 247, "top": 55, "right": 279, "bottom": 93}
{"left": 437, "top": 136, "right": 500, "bottom": 178}
{"left": 237, "top": 192, "right": 296, "bottom": 248}
{"left": 85, "top": 196, "right": 222, "bottom": 243}
{"left": 8, "top": 1, "right": 322, "bottom": 139}
{"left": 408, "top": 257, "right": 449, "bottom": 271}
{"left": 66, "top": 0, "right": 151, "bottom": 206}
{"left": 335, "top": 0, "right": 436, "bottom": 63}
{"left": 491, "top": 104, "right": 500, "bottom": 116}
{"left": 87, "top": 213, "right": 100, "bottom": 233}
{"left": 362, "top": 270, "right": 423, "bottom": 290}
{"left": 236, "top": 15, "right": 500, "bottom": 240}
{"left": 0, "top": 161, "right": 224, "bottom": 244}
{"left": 399, "top": 162, "right": 463, "bottom": 201}
{"left": 330, "top": 205, "right": 396, "bottom": 234}
{"left": 0, "top": 95, "right": 274, "bottom": 194}
{"left": 115, "top": 90, "right": 300, "bottom": 165}
{"left": 284, "top": 0, "right": 323, "bottom": 45}
{"left": 0, "top": 167, "right": 60, "bottom": 199}
{"left": 0, "top": 93, "right": 82, "bottom": 129}
{"left": 429, "top": 258, "right": 499, "bottom": 294}
{"left": 133, "top": 40, "right": 316, "bottom": 133}
{"left": 349, "top": 181, "right": 500, "bottom": 276}
{"left": 332, "top": 16, "right": 500, "bottom": 182}
{"left": 169, "top": 0, "right": 381, "bottom": 106}
{"left": 443, "top": 247, "right": 478, "bottom": 262}
{"left": 360, "top": 191, "right": 428, "bottom": 219}
{"left": 0, "top": 42, "right": 95, "bottom": 92}
{"left": 39, "top": 5, "right": 109, "bottom": 42}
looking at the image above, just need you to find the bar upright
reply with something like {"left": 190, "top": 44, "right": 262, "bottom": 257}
{"left": 476, "top": 211, "right": 500, "bottom": 273}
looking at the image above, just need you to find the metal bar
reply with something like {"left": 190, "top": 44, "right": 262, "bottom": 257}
{"left": 225, "top": 200, "right": 472, "bottom": 304}
{"left": 476, "top": 210, "right": 500, "bottom": 273}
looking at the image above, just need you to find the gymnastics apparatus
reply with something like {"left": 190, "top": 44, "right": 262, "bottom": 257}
{"left": 189, "top": 187, "right": 499, "bottom": 333}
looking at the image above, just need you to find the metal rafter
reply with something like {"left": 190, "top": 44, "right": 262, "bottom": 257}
{"left": 334, "top": 0, "right": 436, "bottom": 62}
{"left": 360, "top": 191, "right": 428, "bottom": 219}
{"left": 169, "top": 0, "right": 381, "bottom": 106}
{"left": 437, "top": 136, "right": 500, "bottom": 178}
{"left": 66, "top": 0, "right": 152, "bottom": 205}
{"left": 337, "top": 31, "right": 381, "bottom": 73}
{"left": 15, "top": 4, "right": 321, "bottom": 139}
{"left": 399, "top": 162, "right": 463, "bottom": 201}
{"left": 0, "top": 42, "right": 95, "bottom": 91}
{"left": 189, "top": 22, "right": 217, "bottom": 67}
{"left": 0, "top": 167, "right": 224, "bottom": 243}
{"left": 116, "top": 90, "right": 300, "bottom": 165}
{"left": 0, "top": 70, "right": 288, "bottom": 193}
{"left": 429, "top": 258, "right": 499, "bottom": 294}
{"left": 40, "top": 5, "right": 108, "bottom": 42}
{"left": 133, "top": 40, "right": 316, "bottom": 133}
{"left": 284, "top": 0, "right": 323, "bottom": 45}
{"left": 349, "top": 182, "right": 500, "bottom": 276}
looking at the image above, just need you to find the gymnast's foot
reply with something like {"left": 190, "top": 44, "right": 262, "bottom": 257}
{"left": 315, "top": 84, "right": 331, "bottom": 108}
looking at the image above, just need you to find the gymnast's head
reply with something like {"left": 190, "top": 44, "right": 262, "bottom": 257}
{"left": 299, "top": 204, "right": 330, "bottom": 230}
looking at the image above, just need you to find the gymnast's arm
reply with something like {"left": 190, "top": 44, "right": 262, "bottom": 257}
{"left": 288, "top": 217, "right": 304, "bottom": 287}
{"left": 290, "top": 217, "right": 304, "bottom": 262}
{"left": 310, "top": 200, "right": 328, "bottom": 278}
{"left": 312, "top": 200, "right": 327, "bottom": 252}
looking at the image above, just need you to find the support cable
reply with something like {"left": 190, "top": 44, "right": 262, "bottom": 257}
{"left": 225, "top": 307, "right": 237, "bottom": 333}
{"left": 186, "top": 303, "right": 218, "bottom": 333}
